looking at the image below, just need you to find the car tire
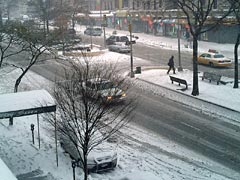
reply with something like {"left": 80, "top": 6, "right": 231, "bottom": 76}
{"left": 209, "top": 62, "right": 214, "bottom": 67}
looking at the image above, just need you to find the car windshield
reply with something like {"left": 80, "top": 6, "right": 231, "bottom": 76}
{"left": 213, "top": 54, "right": 224, "bottom": 58}
{"left": 96, "top": 82, "right": 115, "bottom": 90}
{"left": 94, "top": 28, "right": 101, "bottom": 31}
{"left": 120, "top": 36, "right": 128, "bottom": 41}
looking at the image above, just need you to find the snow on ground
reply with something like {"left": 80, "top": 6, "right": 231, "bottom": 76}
{"left": 1, "top": 49, "right": 240, "bottom": 180}
{"left": 1, "top": 26, "right": 240, "bottom": 180}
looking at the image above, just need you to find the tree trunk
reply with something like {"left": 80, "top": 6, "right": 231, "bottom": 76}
{"left": 191, "top": 35, "right": 199, "bottom": 96}
{"left": 14, "top": 78, "right": 21, "bottom": 93}
{"left": 83, "top": 153, "right": 88, "bottom": 180}
{"left": 233, "top": 31, "right": 239, "bottom": 89}
{"left": 14, "top": 64, "right": 32, "bottom": 93}
{"left": 0, "top": 10, "right": 2, "bottom": 27}
{"left": 0, "top": 54, "right": 4, "bottom": 68}
{"left": 46, "top": 18, "right": 49, "bottom": 34}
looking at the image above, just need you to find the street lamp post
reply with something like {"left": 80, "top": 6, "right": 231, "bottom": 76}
{"left": 128, "top": 15, "right": 134, "bottom": 78}
{"left": 103, "top": 15, "right": 107, "bottom": 48}
{"left": 71, "top": 160, "right": 77, "bottom": 180}
{"left": 100, "top": 0, "right": 106, "bottom": 48}
{"left": 177, "top": 8, "right": 183, "bottom": 71}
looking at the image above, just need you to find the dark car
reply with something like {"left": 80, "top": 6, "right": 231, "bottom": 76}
{"left": 84, "top": 27, "right": 102, "bottom": 36}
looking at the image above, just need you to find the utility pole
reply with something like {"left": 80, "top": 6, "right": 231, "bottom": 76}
{"left": 177, "top": 8, "right": 183, "bottom": 71}
{"left": 128, "top": 17, "right": 134, "bottom": 78}
{"left": 103, "top": 14, "right": 107, "bottom": 48}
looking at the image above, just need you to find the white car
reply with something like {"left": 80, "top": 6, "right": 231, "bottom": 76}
{"left": 108, "top": 42, "right": 130, "bottom": 53}
{"left": 85, "top": 78, "right": 126, "bottom": 102}
{"left": 60, "top": 133, "right": 118, "bottom": 173}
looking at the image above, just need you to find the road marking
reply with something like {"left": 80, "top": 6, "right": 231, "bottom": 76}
{"left": 180, "top": 122, "right": 201, "bottom": 132}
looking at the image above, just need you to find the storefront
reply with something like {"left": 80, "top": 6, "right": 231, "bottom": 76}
{"left": 115, "top": 10, "right": 128, "bottom": 30}
{"left": 139, "top": 15, "right": 153, "bottom": 34}
{"left": 162, "top": 19, "right": 177, "bottom": 37}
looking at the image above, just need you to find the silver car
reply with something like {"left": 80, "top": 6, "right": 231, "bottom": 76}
{"left": 108, "top": 42, "right": 131, "bottom": 53}
{"left": 60, "top": 133, "right": 118, "bottom": 173}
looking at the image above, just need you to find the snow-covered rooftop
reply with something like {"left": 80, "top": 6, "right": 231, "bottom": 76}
{"left": 0, "top": 90, "right": 56, "bottom": 119}
{"left": 0, "top": 158, "right": 17, "bottom": 180}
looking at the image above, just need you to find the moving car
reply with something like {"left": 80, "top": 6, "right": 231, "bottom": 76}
{"left": 85, "top": 78, "right": 126, "bottom": 102}
{"left": 197, "top": 50, "right": 232, "bottom": 67}
{"left": 108, "top": 42, "right": 130, "bottom": 53}
{"left": 84, "top": 27, "right": 102, "bottom": 36}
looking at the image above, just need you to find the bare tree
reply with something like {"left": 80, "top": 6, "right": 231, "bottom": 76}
{"left": 47, "top": 60, "right": 136, "bottom": 180}
{"left": 174, "top": 0, "right": 234, "bottom": 96}
{"left": 0, "top": 22, "right": 28, "bottom": 68}
{"left": 11, "top": 24, "right": 54, "bottom": 93}
{"left": 69, "top": 0, "right": 89, "bottom": 29}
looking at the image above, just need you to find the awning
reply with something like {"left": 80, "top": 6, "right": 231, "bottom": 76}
{"left": 0, "top": 90, "right": 58, "bottom": 166}
{"left": 0, "top": 158, "right": 17, "bottom": 180}
{"left": 116, "top": 10, "right": 128, "bottom": 17}
{"left": 162, "top": 19, "right": 176, "bottom": 24}
{"left": 0, "top": 90, "right": 56, "bottom": 119}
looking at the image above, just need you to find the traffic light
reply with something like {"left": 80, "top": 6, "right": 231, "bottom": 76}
{"left": 103, "top": 14, "right": 107, "bottom": 26}
{"left": 128, "top": 23, "right": 132, "bottom": 32}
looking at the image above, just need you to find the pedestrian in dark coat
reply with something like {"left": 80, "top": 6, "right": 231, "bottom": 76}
{"left": 167, "top": 55, "right": 176, "bottom": 74}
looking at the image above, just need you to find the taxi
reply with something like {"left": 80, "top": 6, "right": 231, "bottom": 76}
{"left": 197, "top": 49, "right": 232, "bottom": 67}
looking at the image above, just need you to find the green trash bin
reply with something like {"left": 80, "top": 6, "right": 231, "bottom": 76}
{"left": 135, "top": 67, "right": 141, "bottom": 74}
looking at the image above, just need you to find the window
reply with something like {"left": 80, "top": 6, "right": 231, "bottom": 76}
{"left": 214, "top": 54, "right": 224, "bottom": 58}
{"left": 120, "top": 36, "right": 129, "bottom": 42}
{"left": 154, "top": 0, "right": 157, "bottom": 10}
{"left": 147, "top": 0, "right": 150, "bottom": 9}
{"left": 206, "top": 54, "right": 211, "bottom": 58}
{"left": 137, "top": 0, "right": 140, "bottom": 8}
{"left": 213, "top": 0, "right": 218, "bottom": 9}
{"left": 123, "top": 0, "right": 128, "bottom": 8}
{"left": 158, "top": 0, "right": 162, "bottom": 8}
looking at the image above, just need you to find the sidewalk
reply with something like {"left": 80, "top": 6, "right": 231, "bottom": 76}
{"left": 133, "top": 67, "right": 240, "bottom": 122}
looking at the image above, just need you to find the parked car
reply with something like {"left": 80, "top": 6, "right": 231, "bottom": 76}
{"left": 108, "top": 42, "right": 130, "bottom": 53}
{"left": 66, "top": 28, "right": 76, "bottom": 36}
{"left": 197, "top": 50, "right": 232, "bottom": 67}
{"left": 106, "top": 35, "right": 130, "bottom": 45}
{"left": 84, "top": 27, "right": 102, "bottom": 36}
{"left": 85, "top": 78, "right": 126, "bottom": 102}
{"left": 60, "top": 132, "right": 118, "bottom": 173}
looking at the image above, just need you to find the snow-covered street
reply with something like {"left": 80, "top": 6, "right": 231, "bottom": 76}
{"left": 1, "top": 47, "right": 240, "bottom": 180}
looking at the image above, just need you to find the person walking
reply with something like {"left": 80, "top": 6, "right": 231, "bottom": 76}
{"left": 167, "top": 55, "right": 176, "bottom": 74}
